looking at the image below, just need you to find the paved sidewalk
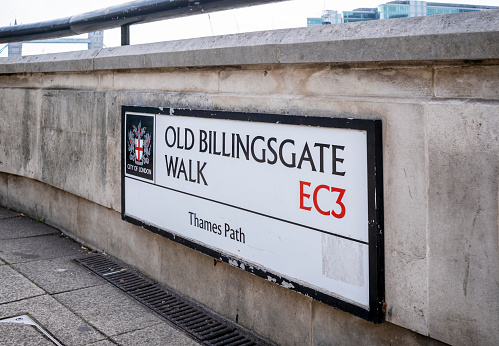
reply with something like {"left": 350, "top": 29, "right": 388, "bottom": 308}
{"left": 0, "top": 207, "right": 201, "bottom": 345}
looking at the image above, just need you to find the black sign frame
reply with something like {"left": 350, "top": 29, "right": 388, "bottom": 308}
{"left": 121, "top": 105, "right": 384, "bottom": 323}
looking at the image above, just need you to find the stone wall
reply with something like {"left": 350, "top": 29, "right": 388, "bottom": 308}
{"left": 1, "top": 10, "right": 498, "bottom": 345}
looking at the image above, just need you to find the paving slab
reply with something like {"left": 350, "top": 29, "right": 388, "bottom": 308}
{"left": 0, "top": 217, "right": 59, "bottom": 240}
{"left": 54, "top": 284, "right": 163, "bottom": 337}
{"left": 0, "top": 234, "right": 87, "bottom": 264}
{"left": 12, "top": 257, "right": 105, "bottom": 294}
{"left": 0, "top": 208, "right": 20, "bottom": 220}
{"left": 0, "top": 295, "right": 105, "bottom": 345}
{"left": 85, "top": 340, "right": 117, "bottom": 346}
{"left": 0, "top": 323, "right": 53, "bottom": 346}
{"left": 0, "top": 266, "right": 45, "bottom": 304}
{"left": 0, "top": 210, "right": 203, "bottom": 345}
{"left": 111, "top": 322, "right": 200, "bottom": 345}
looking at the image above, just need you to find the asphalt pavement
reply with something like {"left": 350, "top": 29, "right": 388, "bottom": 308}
{"left": 0, "top": 206, "right": 201, "bottom": 345}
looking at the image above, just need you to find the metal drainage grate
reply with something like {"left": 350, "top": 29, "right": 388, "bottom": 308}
{"left": 75, "top": 254, "right": 272, "bottom": 346}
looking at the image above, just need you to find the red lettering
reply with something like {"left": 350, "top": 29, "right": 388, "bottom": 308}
{"left": 299, "top": 181, "right": 346, "bottom": 219}
{"left": 331, "top": 187, "right": 346, "bottom": 219}
{"left": 299, "top": 181, "right": 312, "bottom": 211}
{"left": 313, "top": 184, "right": 330, "bottom": 216}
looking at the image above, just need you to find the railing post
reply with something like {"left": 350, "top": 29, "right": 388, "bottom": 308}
{"left": 0, "top": 1, "right": 288, "bottom": 45}
{"left": 121, "top": 25, "right": 130, "bottom": 46}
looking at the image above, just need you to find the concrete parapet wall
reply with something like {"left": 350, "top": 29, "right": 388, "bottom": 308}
{"left": 1, "top": 10, "right": 498, "bottom": 345}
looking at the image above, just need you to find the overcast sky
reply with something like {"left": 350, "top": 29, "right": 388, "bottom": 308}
{"left": 1, "top": 0, "right": 498, "bottom": 56}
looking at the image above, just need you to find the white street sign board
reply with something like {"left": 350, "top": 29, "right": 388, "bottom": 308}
{"left": 122, "top": 107, "right": 384, "bottom": 322}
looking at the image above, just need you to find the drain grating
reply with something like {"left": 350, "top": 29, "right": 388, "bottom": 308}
{"left": 75, "top": 254, "right": 272, "bottom": 346}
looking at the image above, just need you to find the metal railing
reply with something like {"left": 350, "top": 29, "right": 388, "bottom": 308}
{"left": 0, "top": 0, "right": 286, "bottom": 45}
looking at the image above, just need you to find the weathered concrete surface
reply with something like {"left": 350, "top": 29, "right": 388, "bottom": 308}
{"left": 426, "top": 102, "right": 499, "bottom": 345}
{"left": 0, "top": 10, "right": 498, "bottom": 73}
{"left": 1, "top": 9, "right": 498, "bottom": 346}
{"left": 0, "top": 207, "right": 17, "bottom": 219}
{"left": 54, "top": 284, "right": 163, "bottom": 336}
{"left": 0, "top": 234, "right": 84, "bottom": 264}
{"left": 0, "top": 179, "right": 447, "bottom": 346}
{"left": 0, "top": 265, "right": 44, "bottom": 303}
{"left": 311, "top": 300, "right": 445, "bottom": 346}
{"left": 0, "top": 216, "right": 59, "bottom": 239}
{"left": 0, "top": 208, "right": 201, "bottom": 345}
{"left": 12, "top": 257, "right": 104, "bottom": 294}
{"left": 0, "top": 323, "right": 53, "bottom": 346}
{"left": 434, "top": 65, "right": 499, "bottom": 100}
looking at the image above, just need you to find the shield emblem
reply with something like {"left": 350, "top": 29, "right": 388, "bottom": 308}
{"left": 135, "top": 138, "right": 144, "bottom": 162}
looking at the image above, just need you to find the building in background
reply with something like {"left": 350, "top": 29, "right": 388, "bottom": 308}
{"left": 88, "top": 31, "right": 104, "bottom": 50}
{"left": 378, "top": 0, "right": 496, "bottom": 19}
{"left": 5, "top": 30, "right": 104, "bottom": 57}
{"left": 342, "top": 8, "right": 378, "bottom": 23}
{"left": 321, "top": 10, "right": 343, "bottom": 24}
{"left": 308, "top": 1, "right": 498, "bottom": 26}
{"left": 306, "top": 17, "right": 324, "bottom": 27}
{"left": 307, "top": 10, "right": 341, "bottom": 26}
{"left": 7, "top": 42, "right": 22, "bottom": 57}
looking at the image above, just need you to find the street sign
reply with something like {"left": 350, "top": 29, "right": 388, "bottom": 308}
{"left": 122, "top": 106, "right": 384, "bottom": 323}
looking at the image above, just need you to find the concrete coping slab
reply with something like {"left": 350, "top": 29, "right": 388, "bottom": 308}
{"left": 0, "top": 49, "right": 98, "bottom": 74}
{"left": 0, "top": 10, "right": 497, "bottom": 74}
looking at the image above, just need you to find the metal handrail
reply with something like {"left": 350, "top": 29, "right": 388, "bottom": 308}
{"left": 0, "top": 0, "right": 286, "bottom": 44}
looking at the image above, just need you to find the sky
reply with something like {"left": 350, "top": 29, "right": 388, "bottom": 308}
{"left": 1, "top": 0, "right": 498, "bottom": 57}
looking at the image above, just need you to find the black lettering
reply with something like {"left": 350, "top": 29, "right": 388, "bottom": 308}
{"left": 297, "top": 142, "right": 317, "bottom": 171}
{"left": 205, "top": 220, "right": 212, "bottom": 232}
{"left": 185, "top": 128, "right": 194, "bottom": 150}
{"left": 222, "top": 132, "right": 231, "bottom": 157}
{"left": 165, "top": 155, "right": 178, "bottom": 176}
{"left": 165, "top": 126, "right": 176, "bottom": 147}
{"left": 238, "top": 228, "right": 245, "bottom": 243}
{"left": 177, "top": 159, "right": 187, "bottom": 180}
{"left": 176, "top": 127, "right": 184, "bottom": 149}
{"left": 236, "top": 134, "right": 250, "bottom": 160}
{"left": 279, "top": 139, "right": 296, "bottom": 168}
{"left": 251, "top": 136, "right": 266, "bottom": 163}
{"left": 189, "top": 212, "right": 197, "bottom": 226}
{"left": 267, "top": 137, "right": 278, "bottom": 165}
{"left": 199, "top": 130, "right": 208, "bottom": 152}
{"left": 213, "top": 131, "right": 221, "bottom": 155}
{"left": 231, "top": 133, "right": 236, "bottom": 158}
{"left": 314, "top": 143, "right": 330, "bottom": 173}
{"left": 209, "top": 131, "right": 213, "bottom": 154}
{"left": 197, "top": 161, "right": 208, "bottom": 186}
{"left": 188, "top": 159, "right": 196, "bottom": 182}
{"left": 332, "top": 145, "right": 346, "bottom": 176}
